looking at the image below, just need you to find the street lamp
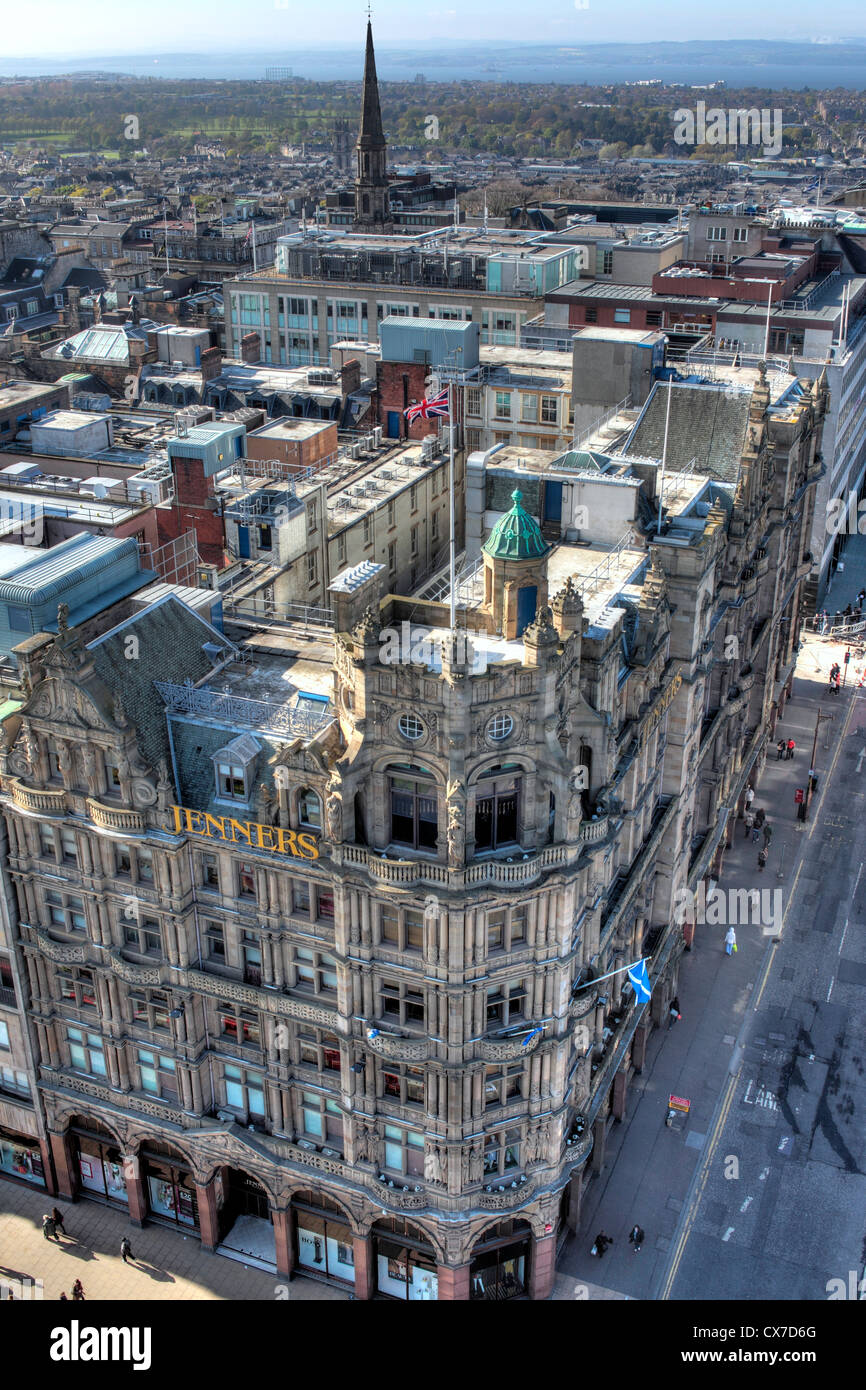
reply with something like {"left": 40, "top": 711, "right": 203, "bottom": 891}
{"left": 804, "top": 707, "right": 833, "bottom": 820}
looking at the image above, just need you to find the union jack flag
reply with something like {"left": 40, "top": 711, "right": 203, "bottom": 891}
{"left": 404, "top": 387, "right": 450, "bottom": 422}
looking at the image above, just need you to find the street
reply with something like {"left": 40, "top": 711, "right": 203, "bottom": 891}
{"left": 556, "top": 622, "right": 866, "bottom": 1304}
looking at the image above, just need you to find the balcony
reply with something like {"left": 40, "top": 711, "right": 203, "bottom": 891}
{"left": 9, "top": 779, "right": 67, "bottom": 815}
{"left": 477, "top": 1029, "right": 542, "bottom": 1061}
{"left": 365, "top": 1031, "right": 429, "bottom": 1062}
{"left": 370, "top": 1176, "right": 428, "bottom": 1210}
{"left": 479, "top": 1179, "right": 532, "bottom": 1209}
{"left": 336, "top": 842, "right": 573, "bottom": 888}
{"left": 86, "top": 799, "right": 144, "bottom": 833}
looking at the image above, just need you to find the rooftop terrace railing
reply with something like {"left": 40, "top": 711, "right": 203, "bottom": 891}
{"left": 155, "top": 679, "right": 334, "bottom": 738}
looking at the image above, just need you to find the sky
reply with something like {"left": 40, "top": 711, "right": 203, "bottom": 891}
{"left": 4, "top": 0, "right": 866, "bottom": 56}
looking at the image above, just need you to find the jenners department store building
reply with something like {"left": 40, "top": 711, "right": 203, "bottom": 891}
{"left": 0, "top": 373, "right": 823, "bottom": 1296}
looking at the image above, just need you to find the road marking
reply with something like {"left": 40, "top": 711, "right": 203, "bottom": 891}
{"left": 857, "top": 747, "right": 866, "bottom": 774}
{"left": 827, "top": 975, "right": 835, "bottom": 1002}
{"left": 722, "top": 1227, "right": 735, "bottom": 1242}
{"left": 658, "top": 689, "right": 850, "bottom": 1301}
{"left": 759, "top": 1166, "right": 770, "bottom": 1180}
{"left": 740, "top": 1196, "right": 753, "bottom": 1212}
{"left": 809, "top": 694, "right": 858, "bottom": 840}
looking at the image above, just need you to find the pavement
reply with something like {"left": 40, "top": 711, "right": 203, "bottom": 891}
{"left": 818, "top": 529, "right": 866, "bottom": 629}
{"left": 556, "top": 622, "right": 866, "bottom": 1303}
{"left": 0, "top": 1180, "right": 350, "bottom": 1301}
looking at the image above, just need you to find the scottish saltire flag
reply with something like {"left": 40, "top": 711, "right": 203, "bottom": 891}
{"left": 628, "top": 959, "right": 652, "bottom": 1003}
{"left": 404, "top": 387, "right": 449, "bottom": 422}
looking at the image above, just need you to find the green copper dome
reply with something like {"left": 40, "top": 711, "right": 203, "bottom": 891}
{"left": 482, "top": 489, "right": 551, "bottom": 562}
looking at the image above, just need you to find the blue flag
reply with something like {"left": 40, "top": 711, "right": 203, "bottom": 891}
{"left": 628, "top": 959, "right": 652, "bottom": 1003}
{"left": 522, "top": 1027, "right": 543, "bottom": 1048}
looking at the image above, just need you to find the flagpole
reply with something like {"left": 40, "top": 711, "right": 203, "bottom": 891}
{"left": 448, "top": 377, "right": 456, "bottom": 631}
{"left": 252, "top": 218, "right": 257, "bottom": 273}
{"left": 573, "top": 955, "right": 649, "bottom": 991}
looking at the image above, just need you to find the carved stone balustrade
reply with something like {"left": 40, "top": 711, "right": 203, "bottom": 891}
{"left": 477, "top": 1030, "right": 542, "bottom": 1061}
{"left": 365, "top": 1032, "right": 429, "bottom": 1061}
{"left": 9, "top": 779, "right": 67, "bottom": 815}
{"left": 86, "top": 799, "right": 145, "bottom": 833}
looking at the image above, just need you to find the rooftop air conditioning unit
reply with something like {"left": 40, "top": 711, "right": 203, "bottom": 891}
{"left": 350, "top": 442, "right": 361, "bottom": 459}
{"left": 421, "top": 436, "right": 435, "bottom": 460}
{"left": 363, "top": 434, "right": 374, "bottom": 451}
{"left": 372, "top": 426, "right": 383, "bottom": 447}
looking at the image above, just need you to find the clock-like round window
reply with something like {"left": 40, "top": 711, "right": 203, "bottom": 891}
{"left": 398, "top": 713, "right": 425, "bottom": 741}
{"left": 487, "top": 713, "right": 514, "bottom": 742}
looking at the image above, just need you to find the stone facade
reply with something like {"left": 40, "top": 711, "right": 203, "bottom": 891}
{"left": 0, "top": 370, "right": 824, "bottom": 1298}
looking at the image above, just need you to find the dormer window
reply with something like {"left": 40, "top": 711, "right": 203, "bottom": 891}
{"left": 212, "top": 734, "right": 261, "bottom": 807}
{"left": 298, "top": 788, "right": 322, "bottom": 829}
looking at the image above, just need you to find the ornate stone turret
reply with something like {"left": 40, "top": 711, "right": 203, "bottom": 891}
{"left": 551, "top": 575, "right": 585, "bottom": 640}
{"left": 481, "top": 490, "right": 551, "bottom": 639}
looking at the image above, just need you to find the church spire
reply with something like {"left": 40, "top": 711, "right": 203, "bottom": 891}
{"left": 358, "top": 19, "right": 385, "bottom": 150}
{"left": 354, "top": 19, "right": 391, "bottom": 229}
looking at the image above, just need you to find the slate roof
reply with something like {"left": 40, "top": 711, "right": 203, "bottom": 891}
{"left": 87, "top": 594, "right": 228, "bottom": 779}
{"left": 623, "top": 382, "right": 751, "bottom": 483}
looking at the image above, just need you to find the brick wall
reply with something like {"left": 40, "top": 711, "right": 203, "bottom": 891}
{"left": 375, "top": 360, "right": 439, "bottom": 441}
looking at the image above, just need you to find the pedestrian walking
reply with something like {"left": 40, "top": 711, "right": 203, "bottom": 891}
{"left": 668, "top": 996, "right": 681, "bottom": 1027}
{"left": 834, "top": 673, "right": 842, "bottom": 694}
{"left": 744, "top": 786, "right": 755, "bottom": 812}
{"left": 754, "top": 808, "right": 766, "bottom": 829}
{"left": 776, "top": 738, "right": 786, "bottom": 760}
{"left": 725, "top": 926, "right": 737, "bottom": 956}
{"left": 59, "top": 1292, "right": 68, "bottom": 1301}
{"left": 71, "top": 1279, "right": 85, "bottom": 1301}
{"left": 758, "top": 847, "right": 768, "bottom": 871}
{"left": 743, "top": 809, "right": 754, "bottom": 838}
{"left": 628, "top": 1225, "right": 645, "bottom": 1252}
{"left": 751, "top": 822, "right": 760, "bottom": 843}
{"left": 42, "top": 1213, "right": 57, "bottom": 1242}
{"left": 120, "top": 1235, "right": 134, "bottom": 1264}
{"left": 51, "top": 1206, "right": 66, "bottom": 1237}
{"left": 786, "top": 739, "right": 795, "bottom": 759}
{"left": 592, "top": 1231, "right": 613, "bottom": 1256}
{"left": 762, "top": 823, "right": 773, "bottom": 848}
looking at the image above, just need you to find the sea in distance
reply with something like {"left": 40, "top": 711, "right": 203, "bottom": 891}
{"left": 2, "top": 40, "right": 866, "bottom": 88}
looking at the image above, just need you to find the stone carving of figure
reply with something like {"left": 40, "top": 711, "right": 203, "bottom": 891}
{"left": 56, "top": 740, "right": 72, "bottom": 778}
{"left": 81, "top": 743, "right": 100, "bottom": 794}
{"left": 113, "top": 694, "right": 129, "bottom": 729}
{"left": 424, "top": 1144, "right": 444, "bottom": 1186}
{"left": 57, "top": 603, "right": 69, "bottom": 636}
{"left": 468, "top": 1143, "right": 483, "bottom": 1185}
{"left": 355, "top": 1123, "right": 373, "bottom": 1164}
{"left": 445, "top": 777, "right": 465, "bottom": 868}
{"left": 156, "top": 758, "right": 173, "bottom": 811}
{"left": 256, "top": 782, "right": 275, "bottom": 825}
{"left": 326, "top": 792, "right": 342, "bottom": 842}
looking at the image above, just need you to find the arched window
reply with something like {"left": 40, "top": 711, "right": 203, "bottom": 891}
{"left": 388, "top": 763, "right": 438, "bottom": 851}
{"left": 298, "top": 788, "right": 322, "bottom": 829}
{"left": 474, "top": 764, "right": 521, "bottom": 852}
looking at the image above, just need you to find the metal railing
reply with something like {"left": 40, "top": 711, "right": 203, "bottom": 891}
{"left": 155, "top": 680, "right": 334, "bottom": 737}
{"left": 223, "top": 593, "right": 335, "bottom": 629}
{"left": 570, "top": 394, "right": 633, "bottom": 451}
{"left": 572, "top": 526, "right": 641, "bottom": 601}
